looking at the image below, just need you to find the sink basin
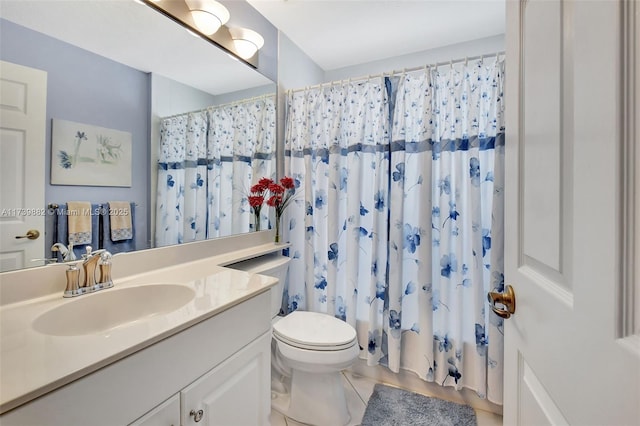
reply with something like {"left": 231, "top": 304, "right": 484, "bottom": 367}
{"left": 32, "top": 284, "right": 195, "bottom": 336}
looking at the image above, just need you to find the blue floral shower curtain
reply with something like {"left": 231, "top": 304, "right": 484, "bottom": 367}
{"left": 284, "top": 58, "right": 504, "bottom": 404}
{"left": 386, "top": 60, "right": 505, "bottom": 403}
{"left": 283, "top": 78, "right": 391, "bottom": 360}
{"left": 156, "top": 96, "right": 275, "bottom": 246}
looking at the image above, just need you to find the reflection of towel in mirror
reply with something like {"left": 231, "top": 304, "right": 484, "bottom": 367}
{"left": 102, "top": 203, "right": 135, "bottom": 255}
{"left": 108, "top": 201, "right": 133, "bottom": 241}
{"left": 67, "top": 201, "right": 92, "bottom": 245}
{"left": 53, "top": 203, "right": 99, "bottom": 262}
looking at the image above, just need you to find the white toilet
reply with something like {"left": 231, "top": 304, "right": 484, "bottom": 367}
{"left": 228, "top": 253, "right": 360, "bottom": 426}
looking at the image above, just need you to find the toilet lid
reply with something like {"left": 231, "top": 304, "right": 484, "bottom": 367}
{"left": 273, "top": 311, "right": 357, "bottom": 350}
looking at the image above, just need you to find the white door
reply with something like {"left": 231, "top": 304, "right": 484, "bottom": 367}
{"left": 503, "top": 1, "right": 639, "bottom": 425}
{"left": 0, "top": 61, "right": 47, "bottom": 272}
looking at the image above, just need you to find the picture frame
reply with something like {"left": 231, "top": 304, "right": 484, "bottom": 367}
{"left": 51, "top": 118, "right": 132, "bottom": 187}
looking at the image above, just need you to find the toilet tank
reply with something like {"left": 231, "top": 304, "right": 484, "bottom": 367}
{"left": 226, "top": 253, "right": 290, "bottom": 318}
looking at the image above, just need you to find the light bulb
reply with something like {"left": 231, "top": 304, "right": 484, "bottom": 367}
{"left": 191, "top": 10, "right": 222, "bottom": 35}
{"left": 233, "top": 39, "right": 258, "bottom": 59}
{"left": 184, "top": 0, "right": 229, "bottom": 35}
{"left": 229, "top": 27, "right": 264, "bottom": 60}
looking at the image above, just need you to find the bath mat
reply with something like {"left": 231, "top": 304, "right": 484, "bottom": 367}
{"left": 361, "top": 384, "right": 477, "bottom": 426}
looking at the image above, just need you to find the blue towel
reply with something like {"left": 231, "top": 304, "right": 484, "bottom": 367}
{"left": 52, "top": 203, "right": 100, "bottom": 262}
{"left": 101, "top": 202, "right": 136, "bottom": 254}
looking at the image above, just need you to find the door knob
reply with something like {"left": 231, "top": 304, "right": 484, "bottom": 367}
{"left": 487, "top": 285, "right": 516, "bottom": 319}
{"left": 15, "top": 229, "right": 40, "bottom": 240}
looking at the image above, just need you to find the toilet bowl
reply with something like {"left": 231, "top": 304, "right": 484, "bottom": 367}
{"left": 272, "top": 310, "right": 359, "bottom": 425}
{"left": 227, "top": 253, "right": 360, "bottom": 426}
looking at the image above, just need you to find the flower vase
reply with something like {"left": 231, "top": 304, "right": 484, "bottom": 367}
{"left": 274, "top": 214, "right": 281, "bottom": 243}
{"left": 254, "top": 211, "right": 261, "bottom": 232}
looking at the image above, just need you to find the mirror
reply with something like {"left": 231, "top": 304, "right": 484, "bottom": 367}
{"left": 0, "top": 0, "right": 276, "bottom": 271}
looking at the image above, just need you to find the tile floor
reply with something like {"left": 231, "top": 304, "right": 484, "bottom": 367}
{"left": 270, "top": 370, "right": 503, "bottom": 426}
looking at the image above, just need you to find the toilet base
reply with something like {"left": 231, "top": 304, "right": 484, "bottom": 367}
{"left": 274, "top": 369, "right": 351, "bottom": 426}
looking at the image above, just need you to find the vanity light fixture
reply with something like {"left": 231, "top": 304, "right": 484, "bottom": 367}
{"left": 229, "top": 27, "right": 264, "bottom": 59}
{"left": 184, "top": 0, "right": 229, "bottom": 35}
{"left": 141, "top": 0, "right": 261, "bottom": 67}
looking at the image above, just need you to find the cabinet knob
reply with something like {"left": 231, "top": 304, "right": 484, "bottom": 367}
{"left": 190, "top": 409, "right": 204, "bottom": 422}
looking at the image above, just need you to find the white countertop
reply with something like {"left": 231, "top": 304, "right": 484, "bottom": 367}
{"left": 0, "top": 253, "right": 279, "bottom": 414}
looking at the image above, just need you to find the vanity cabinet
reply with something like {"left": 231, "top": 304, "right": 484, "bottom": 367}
{"left": 130, "top": 332, "right": 271, "bottom": 426}
{"left": 1, "top": 290, "right": 272, "bottom": 426}
{"left": 180, "top": 332, "right": 271, "bottom": 426}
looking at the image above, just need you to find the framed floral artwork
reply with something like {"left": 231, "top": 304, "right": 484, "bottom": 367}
{"left": 51, "top": 118, "right": 132, "bottom": 187}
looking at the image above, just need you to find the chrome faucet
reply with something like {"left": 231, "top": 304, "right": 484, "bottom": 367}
{"left": 82, "top": 246, "right": 105, "bottom": 288}
{"left": 62, "top": 246, "right": 113, "bottom": 298}
{"left": 51, "top": 242, "right": 76, "bottom": 262}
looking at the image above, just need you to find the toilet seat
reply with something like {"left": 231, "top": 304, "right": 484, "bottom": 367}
{"left": 272, "top": 311, "right": 357, "bottom": 351}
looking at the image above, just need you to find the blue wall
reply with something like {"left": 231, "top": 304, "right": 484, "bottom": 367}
{"left": 0, "top": 18, "right": 150, "bottom": 251}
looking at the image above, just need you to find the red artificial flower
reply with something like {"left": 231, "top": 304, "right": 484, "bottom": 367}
{"left": 280, "top": 176, "right": 295, "bottom": 189}
{"left": 248, "top": 195, "right": 264, "bottom": 207}
{"left": 250, "top": 183, "right": 266, "bottom": 194}
{"left": 268, "top": 183, "right": 285, "bottom": 194}
{"left": 253, "top": 175, "right": 296, "bottom": 236}
{"left": 258, "top": 177, "right": 274, "bottom": 187}
{"left": 267, "top": 194, "right": 283, "bottom": 207}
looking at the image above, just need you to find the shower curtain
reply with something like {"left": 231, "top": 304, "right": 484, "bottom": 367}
{"left": 283, "top": 78, "right": 391, "bottom": 345}
{"left": 156, "top": 96, "right": 275, "bottom": 246}
{"left": 284, "top": 58, "right": 505, "bottom": 404}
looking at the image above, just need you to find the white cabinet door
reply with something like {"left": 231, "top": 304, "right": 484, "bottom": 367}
{"left": 0, "top": 60, "right": 46, "bottom": 272}
{"left": 181, "top": 332, "right": 271, "bottom": 426}
{"left": 129, "top": 394, "right": 180, "bottom": 426}
{"left": 503, "top": 0, "right": 640, "bottom": 424}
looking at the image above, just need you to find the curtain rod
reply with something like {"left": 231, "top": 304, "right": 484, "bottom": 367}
{"left": 287, "top": 50, "right": 505, "bottom": 95}
{"left": 161, "top": 92, "right": 276, "bottom": 120}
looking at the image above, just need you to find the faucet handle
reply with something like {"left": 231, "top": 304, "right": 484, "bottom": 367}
{"left": 82, "top": 246, "right": 92, "bottom": 260}
{"left": 98, "top": 251, "right": 114, "bottom": 288}
{"left": 99, "top": 251, "right": 113, "bottom": 262}
{"left": 63, "top": 262, "right": 82, "bottom": 297}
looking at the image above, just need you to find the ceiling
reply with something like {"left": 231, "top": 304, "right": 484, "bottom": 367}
{"left": 1, "top": 0, "right": 506, "bottom": 91}
{"left": 248, "top": 0, "right": 506, "bottom": 71}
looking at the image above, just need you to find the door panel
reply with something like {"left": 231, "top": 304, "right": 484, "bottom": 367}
{"left": 504, "top": 0, "right": 639, "bottom": 425}
{"left": 518, "top": 357, "right": 567, "bottom": 426}
{"left": 522, "top": 0, "right": 563, "bottom": 275}
{"left": 0, "top": 61, "right": 47, "bottom": 272}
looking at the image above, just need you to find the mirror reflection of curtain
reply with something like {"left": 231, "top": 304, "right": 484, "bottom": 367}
{"left": 155, "top": 96, "right": 275, "bottom": 247}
